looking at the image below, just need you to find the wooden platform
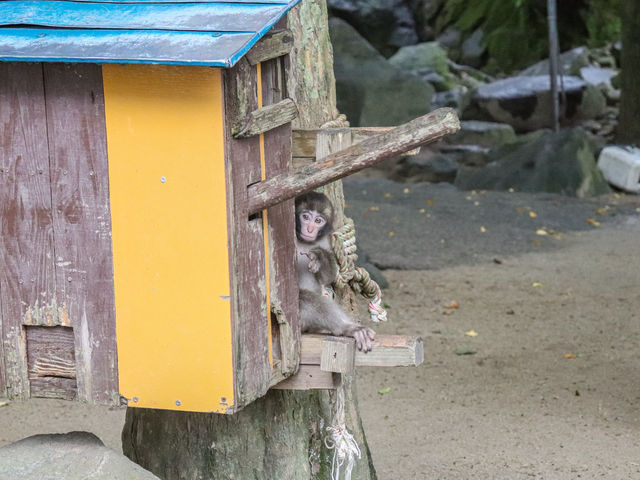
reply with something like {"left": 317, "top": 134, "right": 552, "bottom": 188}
{"left": 272, "top": 334, "right": 423, "bottom": 390}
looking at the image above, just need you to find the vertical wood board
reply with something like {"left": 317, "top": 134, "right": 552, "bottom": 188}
{"left": 43, "top": 63, "right": 118, "bottom": 405}
{"left": 223, "top": 58, "right": 272, "bottom": 408}
{"left": 261, "top": 57, "right": 299, "bottom": 379}
{"left": 103, "top": 64, "right": 233, "bottom": 413}
{"left": 0, "top": 62, "right": 56, "bottom": 400}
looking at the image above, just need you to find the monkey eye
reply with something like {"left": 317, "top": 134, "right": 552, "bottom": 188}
{"left": 301, "top": 212, "right": 311, "bottom": 221}
{"left": 314, "top": 217, "right": 326, "bottom": 225}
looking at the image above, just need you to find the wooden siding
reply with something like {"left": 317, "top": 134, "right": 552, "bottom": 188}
{"left": 0, "top": 62, "right": 118, "bottom": 403}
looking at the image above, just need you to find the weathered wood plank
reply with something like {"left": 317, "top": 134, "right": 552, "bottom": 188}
{"left": 293, "top": 127, "right": 421, "bottom": 158}
{"left": 28, "top": 377, "right": 77, "bottom": 401}
{"left": 0, "top": 62, "right": 56, "bottom": 400}
{"left": 233, "top": 98, "right": 298, "bottom": 138}
{"left": 261, "top": 57, "right": 300, "bottom": 380}
{"left": 301, "top": 334, "right": 424, "bottom": 368}
{"left": 246, "top": 29, "right": 294, "bottom": 66}
{"left": 320, "top": 336, "right": 355, "bottom": 373}
{"left": 271, "top": 364, "right": 339, "bottom": 390}
{"left": 224, "top": 58, "right": 272, "bottom": 408}
{"left": 43, "top": 63, "right": 118, "bottom": 405}
{"left": 247, "top": 108, "right": 460, "bottom": 215}
{"left": 26, "top": 326, "right": 76, "bottom": 379}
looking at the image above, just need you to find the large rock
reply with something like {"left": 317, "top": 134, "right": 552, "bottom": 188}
{"left": 455, "top": 128, "right": 612, "bottom": 197}
{"left": 328, "top": 0, "right": 418, "bottom": 56}
{"left": 388, "top": 42, "right": 457, "bottom": 91}
{"left": 518, "top": 47, "right": 591, "bottom": 76}
{"left": 0, "top": 432, "right": 160, "bottom": 480}
{"left": 469, "top": 75, "right": 606, "bottom": 132}
{"left": 330, "top": 18, "right": 434, "bottom": 126}
{"left": 460, "top": 28, "right": 486, "bottom": 68}
{"left": 445, "top": 120, "right": 517, "bottom": 148}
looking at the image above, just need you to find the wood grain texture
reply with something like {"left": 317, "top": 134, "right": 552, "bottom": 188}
{"left": 320, "top": 336, "right": 355, "bottom": 373}
{"left": 43, "top": 63, "right": 118, "bottom": 405}
{"left": 28, "top": 377, "right": 77, "bottom": 401}
{"left": 224, "top": 58, "right": 272, "bottom": 408}
{"left": 26, "top": 326, "right": 76, "bottom": 379}
{"left": 301, "top": 334, "right": 424, "bottom": 368}
{"left": 270, "top": 364, "right": 339, "bottom": 390}
{"left": 247, "top": 108, "right": 461, "bottom": 215}
{"left": 261, "top": 57, "right": 299, "bottom": 380}
{"left": 246, "top": 29, "right": 294, "bottom": 66}
{"left": 0, "top": 62, "right": 55, "bottom": 400}
{"left": 233, "top": 98, "right": 298, "bottom": 138}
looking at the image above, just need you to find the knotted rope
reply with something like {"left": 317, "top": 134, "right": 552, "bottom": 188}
{"left": 330, "top": 218, "right": 387, "bottom": 323}
{"left": 325, "top": 386, "right": 361, "bottom": 480}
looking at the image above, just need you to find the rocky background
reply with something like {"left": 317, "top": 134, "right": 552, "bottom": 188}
{"left": 328, "top": 0, "right": 625, "bottom": 197}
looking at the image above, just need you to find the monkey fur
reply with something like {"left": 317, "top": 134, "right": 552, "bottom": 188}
{"left": 295, "top": 192, "right": 376, "bottom": 352}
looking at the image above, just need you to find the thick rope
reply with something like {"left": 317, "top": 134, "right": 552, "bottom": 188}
{"left": 330, "top": 218, "right": 388, "bottom": 323}
{"left": 325, "top": 386, "right": 361, "bottom": 480}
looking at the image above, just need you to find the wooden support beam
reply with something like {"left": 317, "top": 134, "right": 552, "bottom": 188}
{"left": 247, "top": 107, "right": 460, "bottom": 215}
{"left": 246, "top": 30, "right": 294, "bottom": 66}
{"left": 301, "top": 334, "right": 424, "bottom": 369}
{"left": 271, "top": 365, "right": 340, "bottom": 390}
{"left": 292, "top": 127, "right": 421, "bottom": 159}
{"left": 233, "top": 98, "right": 298, "bottom": 138}
{"left": 320, "top": 336, "right": 355, "bottom": 373}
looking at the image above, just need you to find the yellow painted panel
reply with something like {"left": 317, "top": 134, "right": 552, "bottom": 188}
{"left": 103, "top": 64, "right": 234, "bottom": 412}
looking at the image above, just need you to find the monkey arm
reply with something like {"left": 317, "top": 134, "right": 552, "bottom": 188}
{"left": 307, "top": 247, "right": 338, "bottom": 287}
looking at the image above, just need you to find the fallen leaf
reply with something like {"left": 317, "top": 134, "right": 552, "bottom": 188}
{"left": 442, "top": 310, "right": 454, "bottom": 316}
{"left": 444, "top": 300, "right": 460, "bottom": 309}
{"left": 419, "top": 208, "right": 426, "bottom": 213}
{"left": 536, "top": 229, "right": 548, "bottom": 236}
{"left": 455, "top": 347, "right": 477, "bottom": 356}
{"left": 369, "top": 206, "right": 380, "bottom": 211}
{"left": 532, "top": 282, "right": 543, "bottom": 288}
{"left": 378, "top": 387, "right": 391, "bottom": 395}
{"left": 508, "top": 188, "right": 515, "bottom": 193}
{"left": 388, "top": 231, "right": 395, "bottom": 237}
{"left": 474, "top": 201, "right": 480, "bottom": 206}
{"left": 587, "top": 219, "right": 601, "bottom": 227}
{"left": 426, "top": 199, "right": 436, "bottom": 206}
{"left": 480, "top": 226, "right": 487, "bottom": 233}
{"left": 403, "top": 188, "right": 410, "bottom": 194}
{"left": 564, "top": 353, "right": 577, "bottom": 359}
{"left": 465, "top": 330, "right": 478, "bottom": 337}
{"left": 384, "top": 192, "right": 392, "bottom": 198}
{"left": 595, "top": 206, "right": 610, "bottom": 215}
{"left": 529, "top": 211, "right": 537, "bottom": 218}
{"left": 0, "top": 400, "right": 8, "bottom": 408}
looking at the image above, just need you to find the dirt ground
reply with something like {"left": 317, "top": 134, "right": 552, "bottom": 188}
{"left": 1, "top": 191, "right": 640, "bottom": 479}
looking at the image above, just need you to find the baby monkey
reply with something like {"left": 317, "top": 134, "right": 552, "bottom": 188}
{"left": 295, "top": 192, "right": 376, "bottom": 352}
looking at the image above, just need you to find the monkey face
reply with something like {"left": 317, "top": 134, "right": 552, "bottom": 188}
{"left": 298, "top": 210, "right": 327, "bottom": 243}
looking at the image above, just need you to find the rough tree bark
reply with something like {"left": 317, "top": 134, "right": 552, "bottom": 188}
{"left": 616, "top": 0, "right": 640, "bottom": 144}
{"left": 121, "top": 1, "right": 378, "bottom": 479}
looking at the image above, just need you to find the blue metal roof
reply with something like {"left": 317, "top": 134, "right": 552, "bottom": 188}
{"left": 0, "top": 0, "right": 300, "bottom": 67}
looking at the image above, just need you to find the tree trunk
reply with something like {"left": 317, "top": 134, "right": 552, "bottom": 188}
{"left": 617, "top": 0, "right": 640, "bottom": 144}
{"left": 121, "top": 1, "right": 378, "bottom": 478}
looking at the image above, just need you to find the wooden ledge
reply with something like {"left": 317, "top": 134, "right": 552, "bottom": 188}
{"left": 302, "top": 334, "right": 424, "bottom": 372}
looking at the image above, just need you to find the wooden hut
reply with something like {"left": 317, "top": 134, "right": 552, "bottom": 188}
{"left": 0, "top": 1, "right": 458, "bottom": 414}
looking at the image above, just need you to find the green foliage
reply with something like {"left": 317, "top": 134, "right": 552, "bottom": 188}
{"left": 583, "top": 0, "right": 622, "bottom": 47}
{"left": 439, "top": 0, "right": 622, "bottom": 73}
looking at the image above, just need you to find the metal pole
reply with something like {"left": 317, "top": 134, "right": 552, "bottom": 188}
{"left": 547, "top": 0, "right": 561, "bottom": 132}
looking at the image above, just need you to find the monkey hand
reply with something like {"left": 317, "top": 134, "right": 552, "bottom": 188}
{"left": 306, "top": 249, "right": 322, "bottom": 274}
{"left": 352, "top": 326, "right": 376, "bottom": 353}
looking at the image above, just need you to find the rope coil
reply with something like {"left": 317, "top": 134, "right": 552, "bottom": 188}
{"left": 330, "top": 218, "right": 387, "bottom": 323}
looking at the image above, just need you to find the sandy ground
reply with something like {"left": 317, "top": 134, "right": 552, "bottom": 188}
{"left": 1, "top": 189, "right": 640, "bottom": 479}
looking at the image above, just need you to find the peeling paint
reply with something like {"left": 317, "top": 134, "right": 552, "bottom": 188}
{"left": 22, "top": 296, "right": 71, "bottom": 327}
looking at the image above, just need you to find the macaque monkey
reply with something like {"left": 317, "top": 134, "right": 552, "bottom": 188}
{"left": 295, "top": 192, "right": 376, "bottom": 352}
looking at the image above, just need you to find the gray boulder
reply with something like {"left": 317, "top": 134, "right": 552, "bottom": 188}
{"left": 445, "top": 120, "right": 517, "bottom": 148}
{"left": 330, "top": 18, "right": 434, "bottom": 127}
{"left": 388, "top": 42, "right": 457, "bottom": 91}
{"left": 431, "top": 88, "right": 472, "bottom": 115}
{"left": 392, "top": 149, "right": 458, "bottom": 183}
{"left": 455, "top": 127, "right": 612, "bottom": 197}
{"left": 518, "top": 47, "right": 590, "bottom": 76}
{"left": 460, "top": 29, "right": 486, "bottom": 68}
{"left": 0, "top": 431, "right": 160, "bottom": 480}
{"left": 469, "top": 75, "right": 606, "bottom": 132}
{"left": 328, "top": 0, "right": 418, "bottom": 56}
